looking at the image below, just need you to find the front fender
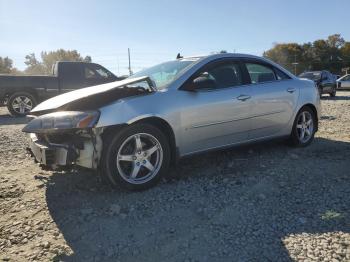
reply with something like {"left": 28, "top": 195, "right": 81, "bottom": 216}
{"left": 96, "top": 99, "right": 169, "bottom": 128}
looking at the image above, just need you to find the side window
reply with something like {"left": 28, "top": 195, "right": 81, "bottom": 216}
{"left": 275, "top": 68, "right": 291, "bottom": 80}
{"left": 321, "top": 72, "right": 328, "bottom": 80}
{"left": 84, "top": 64, "right": 111, "bottom": 79}
{"left": 328, "top": 72, "right": 334, "bottom": 81}
{"left": 198, "top": 62, "right": 243, "bottom": 89}
{"left": 246, "top": 63, "right": 276, "bottom": 84}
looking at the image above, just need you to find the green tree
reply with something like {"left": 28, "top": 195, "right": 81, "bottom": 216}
{"left": 341, "top": 42, "right": 350, "bottom": 59}
{"left": 264, "top": 34, "right": 350, "bottom": 75}
{"left": 24, "top": 53, "right": 46, "bottom": 75}
{"left": 263, "top": 43, "right": 303, "bottom": 74}
{"left": 327, "top": 34, "right": 345, "bottom": 49}
{"left": 24, "top": 49, "right": 92, "bottom": 75}
{"left": 0, "top": 56, "right": 13, "bottom": 74}
{"left": 0, "top": 56, "right": 22, "bottom": 75}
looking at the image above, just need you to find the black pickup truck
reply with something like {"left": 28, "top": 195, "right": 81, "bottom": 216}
{"left": 0, "top": 61, "right": 124, "bottom": 116}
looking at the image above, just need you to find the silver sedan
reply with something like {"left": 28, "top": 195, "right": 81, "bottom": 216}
{"left": 23, "top": 53, "right": 321, "bottom": 190}
{"left": 337, "top": 74, "right": 350, "bottom": 89}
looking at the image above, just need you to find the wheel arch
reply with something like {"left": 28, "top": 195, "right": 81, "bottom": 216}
{"left": 7, "top": 89, "right": 39, "bottom": 102}
{"left": 299, "top": 103, "right": 319, "bottom": 131}
{"left": 133, "top": 117, "right": 178, "bottom": 166}
{"left": 101, "top": 116, "right": 178, "bottom": 166}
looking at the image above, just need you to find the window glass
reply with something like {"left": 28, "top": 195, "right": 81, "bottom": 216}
{"left": 198, "top": 62, "right": 243, "bottom": 89}
{"left": 321, "top": 72, "right": 328, "bottom": 80}
{"left": 130, "top": 59, "right": 198, "bottom": 90}
{"left": 246, "top": 63, "right": 276, "bottom": 83}
{"left": 343, "top": 75, "right": 350, "bottom": 81}
{"left": 275, "top": 68, "right": 291, "bottom": 80}
{"left": 299, "top": 71, "right": 321, "bottom": 80}
{"left": 85, "top": 64, "right": 111, "bottom": 79}
{"left": 85, "top": 67, "right": 97, "bottom": 79}
{"left": 124, "top": 80, "right": 153, "bottom": 91}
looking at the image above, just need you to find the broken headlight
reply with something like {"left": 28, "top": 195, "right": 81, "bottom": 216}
{"left": 22, "top": 111, "right": 100, "bottom": 133}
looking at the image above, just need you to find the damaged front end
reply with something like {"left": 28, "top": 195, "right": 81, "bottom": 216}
{"left": 23, "top": 111, "right": 103, "bottom": 170}
{"left": 22, "top": 76, "right": 156, "bottom": 170}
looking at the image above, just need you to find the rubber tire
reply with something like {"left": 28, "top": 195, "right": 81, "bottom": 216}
{"left": 7, "top": 92, "right": 37, "bottom": 116}
{"left": 329, "top": 86, "right": 336, "bottom": 97}
{"left": 101, "top": 123, "right": 171, "bottom": 191}
{"left": 289, "top": 106, "right": 316, "bottom": 147}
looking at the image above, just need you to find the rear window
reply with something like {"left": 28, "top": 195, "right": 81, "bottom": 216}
{"left": 246, "top": 63, "right": 276, "bottom": 83}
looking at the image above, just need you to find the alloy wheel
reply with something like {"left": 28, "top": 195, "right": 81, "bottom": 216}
{"left": 11, "top": 96, "right": 33, "bottom": 114}
{"left": 296, "top": 111, "right": 314, "bottom": 143}
{"left": 116, "top": 133, "right": 163, "bottom": 184}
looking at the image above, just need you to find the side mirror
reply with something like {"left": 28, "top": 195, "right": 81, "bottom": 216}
{"left": 186, "top": 76, "right": 216, "bottom": 91}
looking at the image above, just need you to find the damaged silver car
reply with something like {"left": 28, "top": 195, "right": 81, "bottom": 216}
{"left": 23, "top": 53, "right": 320, "bottom": 190}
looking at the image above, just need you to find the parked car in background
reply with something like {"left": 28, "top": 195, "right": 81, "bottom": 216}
{"left": 337, "top": 74, "right": 350, "bottom": 90}
{"left": 0, "top": 61, "right": 124, "bottom": 116}
{"left": 23, "top": 53, "right": 320, "bottom": 190}
{"left": 299, "top": 70, "right": 337, "bottom": 97}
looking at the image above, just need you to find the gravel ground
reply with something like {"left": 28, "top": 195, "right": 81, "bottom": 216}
{"left": 0, "top": 92, "right": 350, "bottom": 262}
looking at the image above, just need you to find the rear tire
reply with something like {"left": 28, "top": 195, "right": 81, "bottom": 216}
{"left": 7, "top": 92, "right": 37, "bottom": 116}
{"left": 289, "top": 106, "right": 316, "bottom": 147}
{"left": 101, "top": 123, "right": 170, "bottom": 191}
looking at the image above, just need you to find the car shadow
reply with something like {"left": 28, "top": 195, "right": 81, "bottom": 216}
{"left": 320, "top": 115, "right": 337, "bottom": 121}
{"left": 322, "top": 91, "right": 350, "bottom": 101}
{"left": 45, "top": 137, "right": 350, "bottom": 261}
{"left": 322, "top": 95, "right": 350, "bottom": 101}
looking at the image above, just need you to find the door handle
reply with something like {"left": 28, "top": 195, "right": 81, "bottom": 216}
{"left": 237, "top": 95, "right": 251, "bottom": 101}
{"left": 287, "top": 88, "right": 296, "bottom": 93}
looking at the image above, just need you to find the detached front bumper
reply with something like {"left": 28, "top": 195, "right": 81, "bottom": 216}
{"left": 27, "top": 133, "right": 77, "bottom": 167}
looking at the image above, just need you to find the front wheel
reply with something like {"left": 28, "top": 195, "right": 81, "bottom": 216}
{"left": 7, "top": 92, "right": 37, "bottom": 116}
{"left": 289, "top": 107, "right": 316, "bottom": 147}
{"left": 101, "top": 123, "right": 170, "bottom": 190}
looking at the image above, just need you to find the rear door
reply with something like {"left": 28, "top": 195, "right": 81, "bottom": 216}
{"left": 320, "top": 71, "right": 333, "bottom": 92}
{"left": 339, "top": 75, "right": 350, "bottom": 88}
{"left": 58, "top": 63, "right": 85, "bottom": 93}
{"left": 242, "top": 59, "right": 299, "bottom": 139}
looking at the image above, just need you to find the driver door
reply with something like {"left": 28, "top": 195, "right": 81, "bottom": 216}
{"left": 177, "top": 59, "right": 253, "bottom": 155}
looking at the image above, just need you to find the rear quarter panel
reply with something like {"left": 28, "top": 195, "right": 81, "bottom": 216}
{"left": 284, "top": 79, "right": 320, "bottom": 133}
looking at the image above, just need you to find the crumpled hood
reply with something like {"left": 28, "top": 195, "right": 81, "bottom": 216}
{"left": 31, "top": 76, "right": 154, "bottom": 115}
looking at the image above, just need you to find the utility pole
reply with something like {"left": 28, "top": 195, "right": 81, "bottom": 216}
{"left": 292, "top": 54, "right": 299, "bottom": 75}
{"left": 128, "top": 48, "right": 132, "bottom": 76}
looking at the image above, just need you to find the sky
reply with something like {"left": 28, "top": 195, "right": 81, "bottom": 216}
{"left": 1, "top": 0, "right": 349, "bottom": 75}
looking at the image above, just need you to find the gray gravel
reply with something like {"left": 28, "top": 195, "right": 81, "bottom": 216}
{"left": 1, "top": 92, "right": 350, "bottom": 261}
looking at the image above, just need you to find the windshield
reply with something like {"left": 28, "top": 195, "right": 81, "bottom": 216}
{"left": 299, "top": 72, "right": 321, "bottom": 80}
{"left": 129, "top": 58, "right": 199, "bottom": 90}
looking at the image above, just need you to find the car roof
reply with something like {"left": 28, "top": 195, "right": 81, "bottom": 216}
{"left": 180, "top": 53, "right": 296, "bottom": 79}
{"left": 182, "top": 53, "right": 268, "bottom": 61}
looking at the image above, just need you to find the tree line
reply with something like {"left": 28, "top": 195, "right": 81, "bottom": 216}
{"left": 263, "top": 34, "right": 350, "bottom": 75}
{"left": 1, "top": 35, "right": 350, "bottom": 76}
{"left": 0, "top": 49, "right": 91, "bottom": 75}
